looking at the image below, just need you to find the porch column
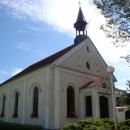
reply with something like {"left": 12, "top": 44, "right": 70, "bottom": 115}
{"left": 80, "top": 91, "right": 85, "bottom": 118}
{"left": 92, "top": 89, "right": 99, "bottom": 119}
{"left": 109, "top": 95, "right": 113, "bottom": 118}
{"left": 54, "top": 67, "right": 61, "bottom": 129}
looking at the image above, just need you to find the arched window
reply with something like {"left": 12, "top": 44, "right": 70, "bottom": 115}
{"left": 67, "top": 86, "right": 76, "bottom": 117}
{"left": 31, "top": 87, "right": 39, "bottom": 118}
{"left": 0, "top": 95, "right": 6, "bottom": 117}
{"left": 13, "top": 92, "right": 19, "bottom": 118}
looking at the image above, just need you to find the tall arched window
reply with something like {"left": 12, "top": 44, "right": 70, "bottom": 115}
{"left": 67, "top": 86, "right": 76, "bottom": 117}
{"left": 13, "top": 92, "right": 19, "bottom": 118}
{"left": 0, "top": 95, "right": 6, "bottom": 117}
{"left": 31, "top": 87, "right": 39, "bottom": 118}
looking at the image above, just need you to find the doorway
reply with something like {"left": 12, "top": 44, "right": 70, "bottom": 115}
{"left": 99, "top": 96, "right": 109, "bottom": 118}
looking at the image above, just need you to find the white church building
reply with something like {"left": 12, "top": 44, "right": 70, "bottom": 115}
{"left": 0, "top": 7, "right": 116, "bottom": 129}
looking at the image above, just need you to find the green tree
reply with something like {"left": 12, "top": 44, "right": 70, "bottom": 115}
{"left": 126, "top": 80, "right": 130, "bottom": 92}
{"left": 117, "top": 92, "right": 130, "bottom": 106}
{"left": 94, "top": 0, "right": 130, "bottom": 63}
{"left": 116, "top": 81, "right": 130, "bottom": 106}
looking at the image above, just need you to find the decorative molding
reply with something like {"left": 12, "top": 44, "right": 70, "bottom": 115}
{"left": 29, "top": 83, "right": 42, "bottom": 95}
{"left": 98, "top": 92, "right": 110, "bottom": 96}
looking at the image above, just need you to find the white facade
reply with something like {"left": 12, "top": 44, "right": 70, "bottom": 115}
{"left": 0, "top": 38, "right": 116, "bottom": 129}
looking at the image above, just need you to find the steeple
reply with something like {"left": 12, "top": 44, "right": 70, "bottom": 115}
{"left": 74, "top": 6, "right": 87, "bottom": 44}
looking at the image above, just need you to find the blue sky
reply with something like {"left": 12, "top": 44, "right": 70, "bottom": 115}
{"left": 0, "top": 0, "right": 130, "bottom": 90}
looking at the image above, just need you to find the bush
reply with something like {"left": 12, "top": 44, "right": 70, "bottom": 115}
{"left": 78, "top": 120, "right": 95, "bottom": 128}
{"left": 62, "top": 118, "right": 130, "bottom": 130}
{"left": 0, "top": 121, "right": 43, "bottom": 130}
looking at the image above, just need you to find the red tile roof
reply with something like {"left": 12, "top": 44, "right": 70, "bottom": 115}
{"left": 80, "top": 77, "right": 103, "bottom": 90}
{"left": 80, "top": 81, "right": 94, "bottom": 90}
{"left": 0, "top": 44, "right": 77, "bottom": 86}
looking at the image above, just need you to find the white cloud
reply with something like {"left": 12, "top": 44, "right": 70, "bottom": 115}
{"left": 0, "top": 68, "right": 23, "bottom": 83}
{"left": 11, "top": 68, "right": 23, "bottom": 76}
{"left": 28, "top": 26, "right": 43, "bottom": 32}
{"left": 0, "top": 0, "right": 130, "bottom": 89}
{"left": 16, "top": 42, "right": 31, "bottom": 51}
{"left": 0, "top": 70, "right": 9, "bottom": 75}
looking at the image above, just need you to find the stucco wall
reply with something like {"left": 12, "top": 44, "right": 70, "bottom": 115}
{"left": 0, "top": 67, "right": 53, "bottom": 128}
{"left": 59, "top": 68, "right": 92, "bottom": 128}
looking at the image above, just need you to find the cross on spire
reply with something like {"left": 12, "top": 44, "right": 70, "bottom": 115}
{"left": 78, "top": 1, "right": 81, "bottom": 8}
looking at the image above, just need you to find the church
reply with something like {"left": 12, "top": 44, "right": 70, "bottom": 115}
{"left": 0, "top": 7, "right": 116, "bottom": 129}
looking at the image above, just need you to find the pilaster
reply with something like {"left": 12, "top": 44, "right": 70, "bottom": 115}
{"left": 6, "top": 84, "right": 11, "bottom": 121}
{"left": 44, "top": 68, "right": 50, "bottom": 128}
{"left": 22, "top": 78, "right": 27, "bottom": 124}
{"left": 54, "top": 67, "right": 60, "bottom": 129}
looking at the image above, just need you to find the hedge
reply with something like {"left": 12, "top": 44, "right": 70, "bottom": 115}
{"left": 0, "top": 121, "right": 44, "bottom": 130}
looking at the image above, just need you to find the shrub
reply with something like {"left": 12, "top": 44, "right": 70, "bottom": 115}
{"left": 0, "top": 121, "right": 43, "bottom": 130}
{"left": 119, "top": 125, "right": 130, "bottom": 130}
{"left": 62, "top": 119, "right": 118, "bottom": 130}
{"left": 62, "top": 123, "right": 81, "bottom": 130}
{"left": 123, "top": 119, "right": 130, "bottom": 126}
{"left": 78, "top": 120, "right": 95, "bottom": 128}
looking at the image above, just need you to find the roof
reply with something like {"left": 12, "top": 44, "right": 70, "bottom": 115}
{"left": 80, "top": 77, "right": 103, "bottom": 90}
{"left": 0, "top": 43, "right": 78, "bottom": 86}
{"left": 76, "top": 7, "right": 86, "bottom": 23}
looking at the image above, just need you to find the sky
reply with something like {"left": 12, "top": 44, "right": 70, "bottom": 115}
{"left": 0, "top": 0, "right": 130, "bottom": 90}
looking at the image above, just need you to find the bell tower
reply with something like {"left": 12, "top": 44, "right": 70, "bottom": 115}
{"left": 74, "top": 6, "right": 88, "bottom": 44}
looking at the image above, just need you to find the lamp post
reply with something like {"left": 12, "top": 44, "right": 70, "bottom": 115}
{"left": 107, "top": 66, "right": 117, "bottom": 130}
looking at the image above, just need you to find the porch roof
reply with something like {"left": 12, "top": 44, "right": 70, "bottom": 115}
{"left": 80, "top": 77, "right": 103, "bottom": 90}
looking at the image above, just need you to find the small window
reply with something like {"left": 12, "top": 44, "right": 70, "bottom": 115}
{"left": 0, "top": 95, "right": 6, "bottom": 117}
{"left": 86, "top": 62, "right": 90, "bottom": 70}
{"left": 87, "top": 46, "right": 90, "bottom": 52}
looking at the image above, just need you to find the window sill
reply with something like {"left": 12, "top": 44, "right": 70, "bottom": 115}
{"left": 0, "top": 113, "right": 4, "bottom": 117}
{"left": 31, "top": 112, "right": 38, "bottom": 118}
{"left": 12, "top": 113, "right": 18, "bottom": 118}
{"left": 66, "top": 116, "right": 77, "bottom": 118}
{"left": 67, "top": 112, "right": 77, "bottom": 118}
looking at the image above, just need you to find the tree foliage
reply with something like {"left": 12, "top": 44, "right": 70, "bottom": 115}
{"left": 94, "top": 0, "right": 130, "bottom": 63}
{"left": 117, "top": 92, "right": 130, "bottom": 106}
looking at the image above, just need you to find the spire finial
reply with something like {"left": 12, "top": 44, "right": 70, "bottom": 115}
{"left": 78, "top": 1, "right": 81, "bottom": 8}
{"left": 74, "top": 3, "right": 88, "bottom": 44}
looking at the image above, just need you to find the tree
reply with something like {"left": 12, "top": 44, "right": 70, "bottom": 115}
{"left": 94, "top": 0, "right": 130, "bottom": 63}
{"left": 117, "top": 92, "right": 130, "bottom": 106}
{"left": 126, "top": 80, "right": 130, "bottom": 92}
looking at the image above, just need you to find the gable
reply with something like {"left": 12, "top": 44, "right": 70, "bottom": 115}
{"left": 53, "top": 38, "right": 116, "bottom": 81}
